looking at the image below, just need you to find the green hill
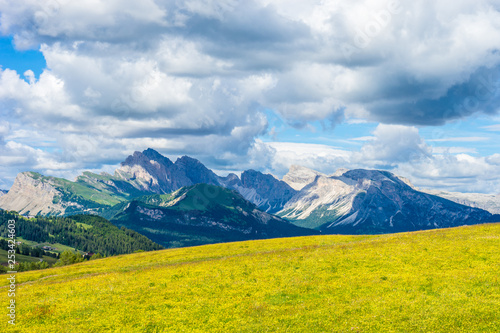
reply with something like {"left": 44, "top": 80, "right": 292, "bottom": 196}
{"left": 1, "top": 223, "right": 499, "bottom": 332}
{"left": 103, "top": 183, "right": 317, "bottom": 248}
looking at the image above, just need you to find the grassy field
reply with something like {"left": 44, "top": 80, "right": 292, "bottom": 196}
{"left": 1, "top": 223, "right": 499, "bottom": 332}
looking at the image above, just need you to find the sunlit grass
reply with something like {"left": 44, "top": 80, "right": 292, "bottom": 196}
{"left": 1, "top": 224, "right": 499, "bottom": 332}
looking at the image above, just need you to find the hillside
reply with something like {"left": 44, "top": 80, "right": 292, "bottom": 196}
{"left": 0, "top": 210, "right": 163, "bottom": 256}
{"left": 102, "top": 183, "right": 316, "bottom": 248}
{"left": 1, "top": 223, "right": 499, "bottom": 332}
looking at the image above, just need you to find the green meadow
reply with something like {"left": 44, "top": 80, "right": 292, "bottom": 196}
{"left": 1, "top": 223, "right": 499, "bottom": 332}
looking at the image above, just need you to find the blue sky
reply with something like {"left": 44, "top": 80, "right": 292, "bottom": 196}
{"left": 0, "top": 0, "right": 499, "bottom": 193}
{"left": 0, "top": 37, "right": 45, "bottom": 79}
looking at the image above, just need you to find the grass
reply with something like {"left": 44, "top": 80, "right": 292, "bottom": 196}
{"left": 75, "top": 222, "right": 93, "bottom": 230}
{"left": 0, "top": 223, "right": 499, "bottom": 332}
{"left": 0, "top": 236, "right": 82, "bottom": 256}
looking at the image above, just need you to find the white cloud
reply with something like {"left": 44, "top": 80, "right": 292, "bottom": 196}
{"left": 354, "top": 124, "right": 431, "bottom": 164}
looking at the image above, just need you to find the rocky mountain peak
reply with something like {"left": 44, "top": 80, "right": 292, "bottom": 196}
{"left": 340, "top": 169, "right": 412, "bottom": 189}
{"left": 175, "top": 155, "right": 202, "bottom": 165}
{"left": 121, "top": 151, "right": 149, "bottom": 167}
{"left": 330, "top": 168, "right": 349, "bottom": 177}
{"left": 115, "top": 150, "right": 191, "bottom": 193}
{"left": 142, "top": 148, "right": 174, "bottom": 167}
{"left": 219, "top": 173, "right": 242, "bottom": 188}
{"left": 283, "top": 165, "right": 325, "bottom": 191}
{"left": 280, "top": 167, "right": 494, "bottom": 234}
{"left": 239, "top": 170, "right": 297, "bottom": 213}
{"left": 121, "top": 149, "right": 174, "bottom": 168}
{"left": 423, "top": 189, "right": 500, "bottom": 214}
{"left": 175, "top": 156, "right": 220, "bottom": 186}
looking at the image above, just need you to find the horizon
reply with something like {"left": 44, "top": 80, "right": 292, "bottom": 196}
{"left": 1, "top": 1, "right": 500, "bottom": 194}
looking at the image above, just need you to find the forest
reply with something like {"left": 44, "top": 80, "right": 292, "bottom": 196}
{"left": 0, "top": 210, "right": 163, "bottom": 257}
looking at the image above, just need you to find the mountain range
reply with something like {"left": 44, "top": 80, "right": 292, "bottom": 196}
{"left": 0, "top": 148, "right": 498, "bottom": 242}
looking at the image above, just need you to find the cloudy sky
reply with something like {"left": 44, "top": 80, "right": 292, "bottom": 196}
{"left": 1, "top": 0, "right": 500, "bottom": 193}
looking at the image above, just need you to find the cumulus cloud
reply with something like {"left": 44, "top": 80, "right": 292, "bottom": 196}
{"left": 355, "top": 124, "right": 432, "bottom": 164}
{"left": 0, "top": 0, "right": 499, "bottom": 190}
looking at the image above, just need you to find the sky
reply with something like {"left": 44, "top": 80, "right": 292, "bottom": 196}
{"left": 0, "top": 0, "right": 500, "bottom": 194}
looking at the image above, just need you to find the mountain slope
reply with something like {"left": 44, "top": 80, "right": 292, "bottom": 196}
{"left": 102, "top": 183, "right": 316, "bottom": 248}
{"left": 0, "top": 172, "right": 124, "bottom": 216}
{"left": 280, "top": 169, "right": 496, "bottom": 234}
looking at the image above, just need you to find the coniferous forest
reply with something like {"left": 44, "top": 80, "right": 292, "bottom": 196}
{"left": 0, "top": 210, "right": 163, "bottom": 257}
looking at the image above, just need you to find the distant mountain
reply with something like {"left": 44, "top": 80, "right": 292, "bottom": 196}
{"left": 278, "top": 169, "right": 497, "bottom": 234}
{"left": 114, "top": 148, "right": 221, "bottom": 193}
{"left": 0, "top": 172, "right": 122, "bottom": 216}
{"left": 423, "top": 189, "right": 500, "bottom": 214}
{"left": 102, "top": 183, "right": 316, "bottom": 248}
{"left": 0, "top": 149, "right": 293, "bottom": 216}
{"left": 226, "top": 170, "right": 297, "bottom": 214}
{"left": 0, "top": 190, "right": 7, "bottom": 198}
{"left": 282, "top": 165, "right": 326, "bottom": 191}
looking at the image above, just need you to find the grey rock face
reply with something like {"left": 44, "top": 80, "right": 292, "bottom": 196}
{"left": 233, "top": 170, "right": 297, "bottom": 214}
{"left": 174, "top": 156, "right": 221, "bottom": 187}
{"left": 0, "top": 172, "right": 79, "bottom": 216}
{"left": 115, "top": 150, "right": 192, "bottom": 193}
{"left": 282, "top": 165, "right": 325, "bottom": 191}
